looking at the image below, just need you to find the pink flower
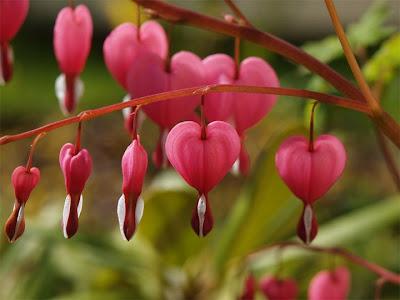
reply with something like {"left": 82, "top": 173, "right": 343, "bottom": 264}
{"left": 165, "top": 121, "right": 240, "bottom": 236}
{"left": 117, "top": 136, "right": 148, "bottom": 241}
{"left": 259, "top": 276, "right": 298, "bottom": 300}
{"left": 59, "top": 143, "right": 92, "bottom": 238}
{"left": 308, "top": 267, "right": 351, "bottom": 300}
{"left": 103, "top": 21, "right": 168, "bottom": 89}
{"left": 4, "top": 165, "right": 40, "bottom": 242}
{"left": 127, "top": 51, "right": 204, "bottom": 167}
{"left": 0, "top": 0, "right": 29, "bottom": 84}
{"left": 53, "top": 5, "right": 93, "bottom": 114}
{"left": 275, "top": 135, "right": 346, "bottom": 243}
{"left": 203, "top": 54, "right": 279, "bottom": 175}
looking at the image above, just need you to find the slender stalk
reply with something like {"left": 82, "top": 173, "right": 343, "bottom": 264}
{"left": 25, "top": 133, "right": 46, "bottom": 171}
{"left": 224, "top": 0, "right": 253, "bottom": 27}
{"left": 308, "top": 102, "right": 319, "bottom": 152}
{"left": 131, "top": 105, "right": 141, "bottom": 140}
{"left": 247, "top": 241, "right": 400, "bottom": 285}
{"left": 234, "top": 36, "right": 240, "bottom": 79}
{"left": 375, "top": 277, "right": 386, "bottom": 300}
{"left": 0, "top": 85, "right": 369, "bottom": 146}
{"left": 74, "top": 122, "right": 82, "bottom": 155}
{"left": 324, "top": 0, "right": 382, "bottom": 117}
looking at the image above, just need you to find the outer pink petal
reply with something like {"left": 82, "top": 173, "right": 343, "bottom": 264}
{"left": 138, "top": 51, "right": 204, "bottom": 129}
{"left": 11, "top": 166, "right": 40, "bottom": 203}
{"left": 260, "top": 276, "right": 298, "bottom": 300}
{"left": 308, "top": 267, "right": 351, "bottom": 300}
{"left": 0, "top": 0, "right": 29, "bottom": 42}
{"left": 122, "top": 138, "right": 148, "bottom": 197}
{"left": 103, "top": 21, "right": 167, "bottom": 89}
{"left": 53, "top": 5, "right": 93, "bottom": 75}
{"left": 165, "top": 121, "right": 240, "bottom": 192}
{"left": 234, "top": 57, "right": 279, "bottom": 134}
{"left": 275, "top": 135, "right": 346, "bottom": 203}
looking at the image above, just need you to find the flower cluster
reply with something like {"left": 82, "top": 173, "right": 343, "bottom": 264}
{"left": 3, "top": 7, "right": 346, "bottom": 245}
{"left": 240, "top": 266, "right": 350, "bottom": 300}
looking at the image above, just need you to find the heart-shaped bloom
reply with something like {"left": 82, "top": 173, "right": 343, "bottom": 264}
{"left": 165, "top": 121, "right": 240, "bottom": 236}
{"left": 0, "top": 0, "right": 29, "bottom": 84}
{"left": 103, "top": 21, "right": 168, "bottom": 89}
{"left": 4, "top": 165, "right": 40, "bottom": 242}
{"left": 259, "top": 276, "right": 298, "bottom": 300}
{"left": 239, "top": 274, "right": 257, "bottom": 300}
{"left": 117, "top": 136, "right": 148, "bottom": 241}
{"left": 59, "top": 143, "right": 92, "bottom": 238}
{"left": 275, "top": 134, "right": 346, "bottom": 243}
{"left": 127, "top": 50, "right": 205, "bottom": 167}
{"left": 203, "top": 54, "right": 279, "bottom": 175}
{"left": 53, "top": 4, "right": 93, "bottom": 114}
{"left": 308, "top": 267, "right": 351, "bottom": 300}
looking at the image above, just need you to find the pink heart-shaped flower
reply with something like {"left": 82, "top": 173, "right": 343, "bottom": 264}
{"left": 260, "top": 276, "right": 298, "bottom": 300}
{"left": 275, "top": 135, "right": 346, "bottom": 204}
{"left": 203, "top": 54, "right": 279, "bottom": 135}
{"left": 165, "top": 120, "right": 240, "bottom": 236}
{"left": 165, "top": 121, "right": 240, "bottom": 193}
{"left": 103, "top": 21, "right": 168, "bottom": 89}
{"left": 53, "top": 5, "right": 93, "bottom": 75}
{"left": 0, "top": 0, "right": 29, "bottom": 43}
{"left": 127, "top": 51, "right": 204, "bottom": 129}
{"left": 308, "top": 267, "right": 351, "bottom": 300}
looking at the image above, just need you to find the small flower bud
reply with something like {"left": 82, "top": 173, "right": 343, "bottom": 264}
{"left": 308, "top": 267, "right": 351, "bottom": 300}
{"left": 260, "top": 276, "right": 298, "bottom": 300}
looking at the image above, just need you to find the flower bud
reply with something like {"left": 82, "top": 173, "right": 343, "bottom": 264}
{"left": 297, "top": 204, "right": 318, "bottom": 244}
{"left": 59, "top": 143, "right": 92, "bottom": 238}
{"left": 259, "top": 276, "right": 298, "bottom": 300}
{"left": 239, "top": 274, "right": 257, "bottom": 300}
{"left": 4, "top": 166, "right": 40, "bottom": 242}
{"left": 117, "top": 137, "right": 148, "bottom": 241}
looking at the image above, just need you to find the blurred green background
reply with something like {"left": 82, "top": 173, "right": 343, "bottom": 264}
{"left": 0, "top": 1, "right": 399, "bottom": 299}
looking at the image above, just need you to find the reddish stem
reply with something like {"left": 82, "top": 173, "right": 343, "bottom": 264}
{"left": 130, "top": 105, "right": 141, "bottom": 140}
{"left": 234, "top": 36, "right": 240, "bottom": 79}
{"left": 74, "top": 122, "right": 82, "bottom": 155}
{"left": 0, "top": 85, "right": 369, "bottom": 146}
{"left": 308, "top": 102, "right": 319, "bottom": 152}
{"left": 247, "top": 241, "right": 400, "bottom": 285}
{"left": 25, "top": 133, "right": 46, "bottom": 171}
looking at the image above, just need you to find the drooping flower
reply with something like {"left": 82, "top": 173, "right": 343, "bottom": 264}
{"left": 103, "top": 21, "right": 168, "bottom": 89}
{"left": 0, "top": 0, "right": 29, "bottom": 84}
{"left": 275, "top": 135, "right": 346, "bottom": 243}
{"left": 4, "top": 165, "right": 40, "bottom": 242}
{"left": 127, "top": 50, "right": 205, "bottom": 168}
{"left": 59, "top": 143, "right": 92, "bottom": 238}
{"left": 308, "top": 267, "right": 351, "bottom": 300}
{"left": 53, "top": 5, "right": 93, "bottom": 114}
{"left": 203, "top": 54, "right": 279, "bottom": 175}
{"left": 165, "top": 121, "right": 240, "bottom": 236}
{"left": 117, "top": 136, "right": 148, "bottom": 241}
{"left": 259, "top": 276, "right": 298, "bottom": 300}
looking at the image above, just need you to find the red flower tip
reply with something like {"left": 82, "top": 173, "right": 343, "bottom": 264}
{"left": 296, "top": 204, "right": 318, "bottom": 244}
{"left": 118, "top": 137, "right": 148, "bottom": 241}
{"left": 4, "top": 201, "right": 26, "bottom": 243}
{"left": 259, "top": 276, "right": 298, "bottom": 300}
{"left": 59, "top": 143, "right": 92, "bottom": 239}
{"left": 239, "top": 274, "right": 257, "bottom": 300}
{"left": 191, "top": 194, "right": 214, "bottom": 237}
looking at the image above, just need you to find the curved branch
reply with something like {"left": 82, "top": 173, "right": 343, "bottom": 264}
{"left": 0, "top": 84, "right": 368, "bottom": 145}
{"left": 248, "top": 241, "right": 400, "bottom": 285}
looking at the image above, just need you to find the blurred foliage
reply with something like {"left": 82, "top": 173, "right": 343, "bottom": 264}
{"left": 0, "top": 1, "right": 399, "bottom": 300}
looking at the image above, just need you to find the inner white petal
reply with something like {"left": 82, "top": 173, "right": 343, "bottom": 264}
{"left": 230, "top": 158, "right": 240, "bottom": 176}
{"left": 135, "top": 195, "right": 144, "bottom": 226}
{"left": 122, "top": 94, "right": 132, "bottom": 120}
{"left": 62, "top": 194, "right": 72, "bottom": 239}
{"left": 12, "top": 203, "right": 25, "bottom": 242}
{"left": 304, "top": 204, "right": 313, "bottom": 244}
{"left": 197, "top": 194, "right": 207, "bottom": 237}
{"left": 77, "top": 195, "right": 83, "bottom": 218}
{"left": 117, "top": 194, "right": 127, "bottom": 241}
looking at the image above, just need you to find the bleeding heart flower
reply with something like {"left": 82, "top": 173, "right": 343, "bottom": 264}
{"left": 103, "top": 21, "right": 168, "bottom": 89}
{"left": 127, "top": 50, "right": 204, "bottom": 168}
{"left": 0, "top": 0, "right": 29, "bottom": 84}
{"left": 239, "top": 274, "right": 257, "bottom": 300}
{"left": 53, "top": 4, "right": 93, "bottom": 115}
{"left": 59, "top": 143, "right": 92, "bottom": 239}
{"left": 275, "top": 134, "right": 346, "bottom": 243}
{"left": 203, "top": 54, "right": 279, "bottom": 175}
{"left": 165, "top": 121, "right": 240, "bottom": 236}
{"left": 117, "top": 136, "right": 148, "bottom": 241}
{"left": 4, "top": 165, "right": 40, "bottom": 242}
{"left": 259, "top": 276, "right": 298, "bottom": 300}
{"left": 308, "top": 267, "right": 351, "bottom": 300}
